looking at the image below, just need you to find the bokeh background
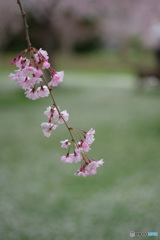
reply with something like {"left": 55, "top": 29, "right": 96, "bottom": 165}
{"left": 0, "top": 0, "right": 160, "bottom": 239}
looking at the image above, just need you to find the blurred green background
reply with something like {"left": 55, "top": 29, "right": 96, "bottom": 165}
{"left": 1, "top": 58, "right": 160, "bottom": 240}
{"left": 1, "top": 0, "right": 160, "bottom": 239}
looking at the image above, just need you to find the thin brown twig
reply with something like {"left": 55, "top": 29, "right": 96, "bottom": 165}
{"left": 17, "top": 0, "right": 31, "bottom": 49}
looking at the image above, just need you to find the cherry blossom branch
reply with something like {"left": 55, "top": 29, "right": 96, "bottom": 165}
{"left": 17, "top": 0, "right": 31, "bottom": 49}
{"left": 9, "top": 1, "right": 104, "bottom": 177}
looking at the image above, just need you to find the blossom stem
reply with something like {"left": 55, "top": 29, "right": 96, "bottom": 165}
{"left": 17, "top": 0, "right": 32, "bottom": 49}
{"left": 72, "top": 128, "right": 83, "bottom": 141}
{"left": 83, "top": 152, "right": 95, "bottom": 161}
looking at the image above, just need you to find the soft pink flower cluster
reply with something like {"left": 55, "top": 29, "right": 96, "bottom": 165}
{"left": 9, "top": 48, "right": 64, "bottom": 100}
{"left": 60, "top": 128, "right": 104, "bottom": 177}
{"left": 9, "top": 47, "right": 103, "bottom": 177}
{"left": 41, "top": 106, "right": 69, "bottom": 137}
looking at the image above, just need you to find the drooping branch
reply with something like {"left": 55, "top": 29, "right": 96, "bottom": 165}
{"left": 11, "top": 0, "right": 104, "bottom": 177}
{"left": 17, "top": 0, "right": 31, "bottom": 49}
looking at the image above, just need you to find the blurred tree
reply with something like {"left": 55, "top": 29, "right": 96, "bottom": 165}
{"left": 1, "top": 0, "right": 160, "bottom": 53}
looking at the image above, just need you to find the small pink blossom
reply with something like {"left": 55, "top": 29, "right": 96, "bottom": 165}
{"left": 74, "top": 170, "right": 89, "bottom": 177}
{"left": 35, "top": 69, "right": 43, "bottom": 77}
{"left": 41, "top": 122, "right": 57, "bottom": 129}
{"left": 88, "top": 169, "right": 97, "bottom": 175}
{"left": 87, "top": 161, "right": 97, "bottom": 171}
{"left": 34, "top": 48, "right": 49, "bottom": 63}
{"left": 72, "top": 151, "right": 82, "bottom": 163}
{"left": 96, "top": 159, "right": 104, "bottom": 167}
{"left": 44, "top": 106, "right": 59, "bottom": 122}
{"left": 85, "top": 128, "right": 95, "bottom": 145}
{"left": 9, "top": 73, "right": 16, "bottom": 80}
{"left": 42, "top": 60, "right": 50, "bottom": 70}
{"left": 30, "top": 76, "right": 42, "bottom": 84}
{"left": 61, "top": 154, "right": 74, "bottom": 163}
{"left": 48, "top": 71, "right": 64, "bottom": 87}
{"left": 44, "top": 106, "right": 52, "bottom": 118}
{"left": 37, "top": 85, "right": 49, "bottom": 98}
{"left": 58, "top": 110, "right": 69, "bottom": 124}
{"left": 25, "top": 88, "right": 39, "bottom": 100}
{"left": 74, "top": 159, "right": 103, "bottom": 177}
{"left": 16, "top": 57, "right": 28, "bottom": 68}
{"left": 42, "top": 129, "right": 51, "bottom": 137}
{"left": 20, "top": 77, "right": 33, "bottom": 90}
{"left": 87, "top": 159, "right": 104, "bottom": 171}
{"left": 60, "top": 139, "right": 71, "bottom": 149}
{"left": 74, "top": 167, "right": 96, "bottom": 177}
{"left": 23, "top": 66, "right": 36, "bottom": 76}
{"left": 9, "top": 72, "right": 25, "bottom": 84}
{"left": 41, "top": 122, "right": 58, "bottom": 137}
{"left": 82, "top": 141, "right": 90, "bottom": 152}
{"left": 10, "top": 58, "right": 16, "bottom": 65}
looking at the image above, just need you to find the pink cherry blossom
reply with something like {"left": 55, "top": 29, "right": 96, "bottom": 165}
{"left": 87, "top": 159, "right": 104, "bottom": 171}
{"left": 30, "top": 76, "right": 42, "bottom": 84}
{"left": 41, "top": 122, "right": 57, "bottom": 128}
{"left": 87, "top": 161, "right": 97, "bottom": 171}
{"left": 53, "top": 109, "right": 60, "bottom": 122}
{"left": 9, "top": 73, "right": 16, "bottom": 80}
{"left": 44, "top": 106, "right": 52, "bottom": 118}
{"left": 34, "top": 69, "right": 43, "bottom": 77}
{"left": 42, "top": 129, "right": 51, "bottom": 137}
{"left": 74, "top": 166, "right": 96, "bottom": 177}
{"left": 25, "top": 88, "right": 39, "bottom": 100}
{"left": 23, "top": 66, "right": 36, "bottom": 76}
{"left": 88, "top": 169, "right": 97, "bottom": 175}
{"left": 74, "top": 158, "right": 104, "bottom": 177}
{"left": 60, "top": 139, "right": 71, "bottom": 149}
{"left": 58, "top": 110, "right": 69, "bottom": 124}
{"left": 9, "top": 72, "right": 25, "bottom": 84}
{"left": 96, "top": 159, "right": 104, "bottom": 167}
{"left": 74, "top": 170, "right": 89, "bottom": 177}
{"left": 44, "top": 106, "right": 59, "bottom": 122}
{"left": 74, "top": 142, "right": 83, "bottom": 153}
{"left": 37, "top": 85, "right": 50, "bottom": 98}
{"left": 34, "top": 48, "right": 49, "bottom": 63}
{"left": 20, "top": 77, "right": 34, "bottom": 90}
{"left": 42, "top": 60, "right": 50, "bottom": 70}
{"left": 72, "top": 150, "right": 82, "bottom": 163}
{"left": 48, "top": 71, "right": 64, "bottom": 87}
{"left": 85, "top": 128, "right": 95, "bottom": 145}
{"left": 82, "top": 141, "right": 90, "bottom": 152}
{"left": 61, "top": 154, "right": 74, "bottom": 163}
{"left": 16, "top": 57, "right": 28, "bottom": 68}
{"left": 41, "top": 122, "right": 58, "bottom": 137}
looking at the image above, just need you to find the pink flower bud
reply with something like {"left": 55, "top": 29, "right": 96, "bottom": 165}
{"left": 10, "top": 58, "right": 16, "bottom": 65}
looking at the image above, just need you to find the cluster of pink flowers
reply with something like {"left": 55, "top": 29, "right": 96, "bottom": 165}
{"left": 41, "top": 106, "right": 69, "bottom": 137}
{"left": 60, "top": 128, "right": 104, "bottom": 177}
{"left": 9, "top": 48, "right": 64, "bottom": 100}
{"left": 9, "top": 47, "right": 103, "bottom": 177}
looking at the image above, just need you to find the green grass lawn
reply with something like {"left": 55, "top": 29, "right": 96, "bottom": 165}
{"left": 0, "top": 69, "right": 160, "bottom": 240}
